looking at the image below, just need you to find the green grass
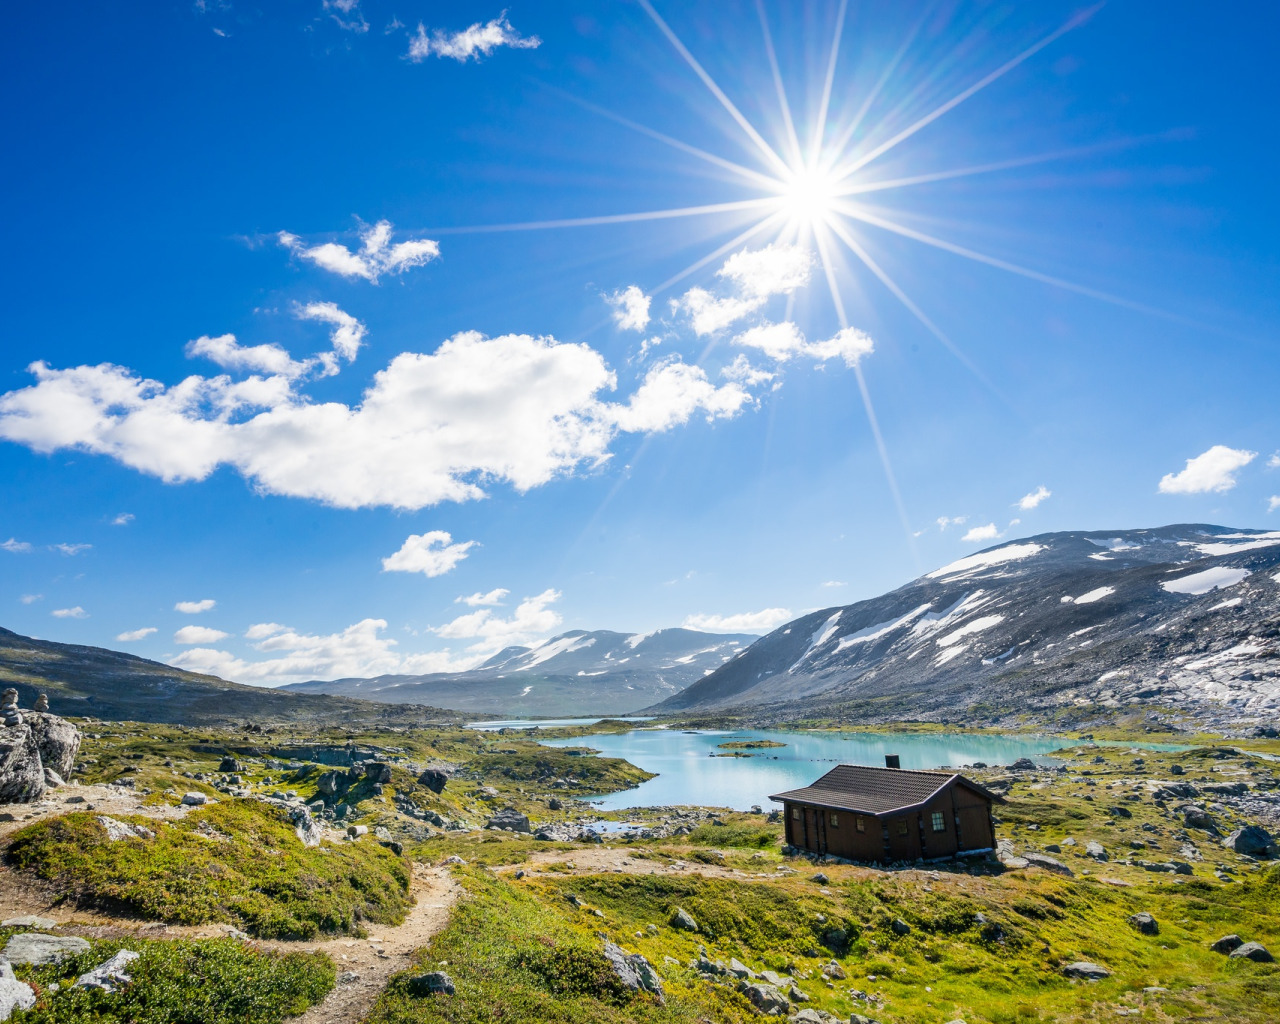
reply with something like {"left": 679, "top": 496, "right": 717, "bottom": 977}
{"left": 5, "top": 799, "right": 412, "bottom": 939}
{"left": 6, "top": 933, "right": 332, "bottom": 1023}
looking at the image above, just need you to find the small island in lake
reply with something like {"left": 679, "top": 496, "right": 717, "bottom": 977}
{"left": 715, "top": 739, "right": 788, "bottom": 750}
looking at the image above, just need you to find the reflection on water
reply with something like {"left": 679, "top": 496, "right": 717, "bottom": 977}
{"left": 540, "top": 728, "right": 1185, "bottom": 812}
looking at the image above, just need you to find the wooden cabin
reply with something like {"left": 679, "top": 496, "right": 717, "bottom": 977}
{"left": 770, "top": 761, "right": 999, "bottom": 862}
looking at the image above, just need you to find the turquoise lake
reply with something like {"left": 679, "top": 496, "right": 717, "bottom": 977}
{"left": 536, "top": 728, "right": 1184, "bottom": 812}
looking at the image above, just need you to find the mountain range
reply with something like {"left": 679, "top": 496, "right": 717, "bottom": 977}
{"left": 651, "top": 524, "right": 1280, "bottom": 732}
{"left": 280, "top": 628, "right": 756, "bottom": 717}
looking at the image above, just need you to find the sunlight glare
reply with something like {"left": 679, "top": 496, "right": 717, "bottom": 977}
{"left": 777, "top": 164, "right": 839, "bottom": 226}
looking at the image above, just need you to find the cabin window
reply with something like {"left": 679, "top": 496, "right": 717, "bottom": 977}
{"left": 931, "top": 811, "right": 946, "bottom": 832}
{"left": 792, "top": 807, "right": 802, "bottom": 821}
{"left": 896, "top": 818, "right": 909, "bottom": 837}
{"left": 855, "top": 815, "right": 865, "bottom": 833}
{"left": 829, "top": 812, "right": 839, "bottom": 828}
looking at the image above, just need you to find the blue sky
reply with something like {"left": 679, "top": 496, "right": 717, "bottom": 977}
{"left": 2, "top": 1, "right": 1277, "bottom": 685}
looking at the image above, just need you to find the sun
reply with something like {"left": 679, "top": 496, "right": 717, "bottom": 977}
{"left": 776, "top": 164, "right": 840, "bottom": 228}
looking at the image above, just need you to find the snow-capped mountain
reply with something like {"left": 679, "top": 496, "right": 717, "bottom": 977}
{"left": 280, "top": 628, "right": 756, "bottom": 717}
{"left": 650, "top": 525, "right": 1280, "bottom": 731}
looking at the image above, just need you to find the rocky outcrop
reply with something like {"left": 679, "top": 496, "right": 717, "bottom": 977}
{"left": 0, "top": 726, "right": 46, "bottom": 804}
{"left": 0, "top": 962, "right": 36, "bottom": 1020}
{"left": 0, "top": 692, "right": 81, "bottom": 805}
{"left": 486, "top": 808, "right": 530, "bottom": 832}
{"left": 417, "top": 768, "right": 448, "bottom": 793}
{"left": 24, "top": 711, "right": 79, "bottom": 779}
{"left": 75, "top": 950, "right": 140, "bottom": 993}
{"left": 1222, "top": 825, "right": 1277, "bottom": 858}
{"left": 3, "top": 933, "right": 91, "bottom": 966}
{"left": 603, "top": 942, "right": 664, "bottom": 1003}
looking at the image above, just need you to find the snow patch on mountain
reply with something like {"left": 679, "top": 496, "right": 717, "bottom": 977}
{"left": 937, "top": 614, "right": 1005, "bottom": 648}
{"left": 926, "top": 543, "right": 1044, "bottom": 580}
{"left": 1162, "top": 566, "right": 1251, "bottom": 596}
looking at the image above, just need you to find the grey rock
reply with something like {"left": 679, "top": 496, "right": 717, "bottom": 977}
{"left": 1085, "top": 841, "right": 1107, "bottom": 861}
{"left": 670, "top": 906, "right": 699, "bottom": 932}
{"left": 821, "top": 960, "right": 846, "bottom": 980}
{"left": 0, "top": 961, "right": 35, "bottom": 1019}
{"left": 407, "top": 971, "right": 455, "bottom": 996}
{"left": 789, "top": 1010, "right": 843, "bottom": 1024}
{"left": 1230, "top": 942, "right": 1274, "bottom": 963}
{"left": 546, "top": 796, "right": 562, "bottom": 810}
{"left": 418, "top": 769, "right": 448, "bottom": 794}
{"left": 25, "top": 711, "right": 81, "bottom": 780}
{"left": 486, "top": 808, "right": 530, "bottom": 833}
{"left": 1127, "top": 912, "right": 1158, "bottom": 935}
{"left": 96, "top": 815, "right": 154, "bottom": 841}
{"left": 1010, "top": 757, "right": 1037, "bottom": 771}
{"left": 43, "top": 768, "right": 65, "bottom": 788}
{"left": 1022, "top": 852, "right": 1073, "bottom": 876}
{"left": 1222, "top": 825, "right": 1278, "bottom": 858}
{"left": 363, "top": 762, "right": 393, "bottom": 785}
{"left": 218, "top": 757, "right": 240, "bottom": 772}
{"left": 75, "top": 949, "right": 140, "bottom": 993}
{"left": 727, "top": 958, "right": 754, "bottom": 979}
{"left": 316, "top": 771, "right": 350, "bottom": 797}
{"left": 1062, "top": 961, "right": 1110, "bottom": 980}
{"left": 788, "top": 983, "right": 810, "bottom": 1002}
{"left": 1, "top": 916, "right": 55, "bottom": 929}
{"left": 811, "top": 872, "right": 829, "bottom": 884}
{"left": 760, "top": 970, "right": 792, "bottom": 986}
{"left": 1183, "top": 806, "right": 1219, "bottom": 835}
{"left": 1210, "top": 934, "right": 1244, "bottom": 954}
{"left": 180, "top": 791, "right": 208, "bottom": 806}
{"left": 603, "top": 941, "right": 665, "bottom": 1002}
{"left": 739, "top": 981, "right": 791, "bottom": 1014}
{"left": 337, "top": 971, "right": 359, "bottom": 984}
{"left": 289, "top": 805, "right": 322, "bottom": 847}
{"left": 0, "top": 725, "right": 46, "bottom": 804}
{"left": 4, "top": 932, "right": 92, "bottom": 965}
{"left": 891, "top": 917, "right": 911, "bottom": 935}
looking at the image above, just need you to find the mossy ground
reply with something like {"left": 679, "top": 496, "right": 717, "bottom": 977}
{"left": 5, "top": 800, "right": 412, "bottom": 938}
{"left": 4, "top": 931, "right": 332, "bottom": 1024}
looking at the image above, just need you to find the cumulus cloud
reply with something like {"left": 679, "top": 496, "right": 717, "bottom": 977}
{"left": 20, "top": 594, "right": 41, "bottom": 604}
{"left": 432, "top": 589, "right": 562, "bottom": 650}
{"left": 174, "top": 625, "right": 230, "bottom": 644}
{"left": 117, "top": 627, "right": 157, "bottom": 641}
{"left": 738, "top": 324, "right": 874, "bottom": 368}
{"left": 407, "top": 13, "right": 540, "bottom": 62}
{"left": 52, "top": 606, "right": 87, "bottom": 619}
{"left": 457, "top": 588, "right": 509, "bottom": 606}
{"left": 170, "top": 618, "right": 480, "bottom": 684}
{"left": 175, "top": 599, "right": 216, "bottom": 614}
{"left": 186, "top": 334, "right": 309, "bottom": 379}
{"left": 1017, "top": 486, "right": 1051, "bottom": 510}
{"left": 381, "top": 531, "right": 475, "bottom": 577}
{"left": 606, "top": 286, "right": 651, "bottom": 332}
{"left": 721, "top": 355, "right": 775, "bottom": 388}
{"left": 1159, "top": 445, "right": 1257, "bottom": 494}
{"left": 1269, "top": 495, "right": 1280, "bottom": 513}
{"left": 299, "top": 302, "right": 366, "bottom": 365}
{"left": 2, "top": 538, "right": 32, "bottom": 553}
{"left": 821, "top": 580, "right": 847, "bottom": 588}
{"left": 682, "top": 608, "right": 791, "bottom": 633}
{"left": 1269, "top": 453, "right": 1280, "bottom": 470}
{"left": 278, "top": 220, "right": 440, "bottom": 283}
{"left": 962, "top": 523, "right": 1001, "bottom": 543}
{"left": 0, "top": 331, "right": 759, "bottom": 511}
{"left": 51, "top": 543, "right": 91, "bottom": 556}
{"left": 936, "top": 516, "right": 967, "bottom": 531}
{"left": 673, "top": 243, "right": 813, "bottom": 335}
{"left": 111, "top": 513, "right": 134, "bottom": 526}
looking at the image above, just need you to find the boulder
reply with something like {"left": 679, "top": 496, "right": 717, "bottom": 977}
{"left": 418, "top": 769, "right": 448, "bottom": 794}
{"left": 316, "top": 771, "right": 350, "bottom": 797}
{"left": 3, "top": 933, "right": 92, "bottom": 965}
{"left": 891, "top": 918, "right": 911, "bottom": 935}
{"left": 43, "top": 768, "right": 65, "bottom": 788}
{"left": 1222, "top": 825, "right": 1278, "bottom": 858}
{"left": 1182, "top": 806, "right": 1219, "bottom": 835}
{"left": 1230, "top": 942, "right": 1275, "bottom": 963}
{"left": 180, "top": 792, "right": 208, "bottom": 806}
{"left": 1062, "top": 962, "right": 1110, "bottom": 980}
{"left": 788, "top": 984, "right": 811, "bottom": 1002}
{"left": 1010, "top": 758, "right": 1037, "bottom": 771}
{"left": 407, "top": 971, "right": 455, "bottom": 996}
{"left": 811, "top": 872, "right": 829, "bottom": 885}
{"left": 1085, "top": 841, "right": 1108, "bottom": 861}
{"left": 218, "top": 756, "right": 241, "bottom": 773}
{"left": 96, "top": 816, "right": 154, "bottom": 841}
{"left": 0, "top": 726, "right": 46, "bottom": 804}
{"left": 670, "top": 907, "right": 699, "bottom": 932}
{"left": 789, "top": 1010, "right": 843, "bottom": 1024}
{"left": 0, "top": 962, "right": 35, "bottom": 1020}
{"left": 75, "top": 949, "right": 140, "bottom": 993}
{"left": 1, "top": 917, "right": 55, "bottom": 930}
{"left": 1210, "top": 934, "right": 1243, "bottom": 954}
{"left": 727, "top": 958, "right": 754, "bottom": 979}
{"left": 739, "top": 982, "right": 790, "bottom": 1014}
{"left": 602, "top": 941, "right": 665, "bottom": 1003}
{"left": 289, "top": 805, "right": 322, "bottom": 847}
{"left": 1023, "top": 852, "right": 1073, "bottom": 876}
{"left": 1127, "top": 912, "right": 1159, "bottom": 936}
{"left": 363, "top": 762, "right": 393, "bottom": 785}
{"left": 486, "top": 808, "right": 530, "bottom": 833}
{"left": 546, "top": 796, "right": 562, "bottom": 810}
{"left": 25, "top": 711, "right": 81, "bottom": 779}
{"left": 821, "top": 960, "right": 846, "bottom": 980}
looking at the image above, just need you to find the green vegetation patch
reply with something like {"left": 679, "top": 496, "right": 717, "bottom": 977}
{"left": 5, "top": 800, "right": 411, "bottom": 939}
{"left": 715, "top": 740, "right": 787, "bottom": 750}
{"left": 465, "top": 747, "right": 655, "bottom": 792}
{"left": 7, "top": 933, "right": 332, "bottom": 1024}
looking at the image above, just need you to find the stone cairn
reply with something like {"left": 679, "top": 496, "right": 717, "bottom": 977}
{"left": 1, "top": 689, "right": 22, "bottom": 728}
{"left": 33, "top": 694, "right": 49, "bottom": 713}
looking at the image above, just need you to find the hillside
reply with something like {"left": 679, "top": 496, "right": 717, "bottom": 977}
{"left": 281, "top": 628, "right": 756, "bottom": 717}
{"left": 0, "top": 626, "right": 464, "bottom": 727}
{"left": 650, "top": 524, "right": 1280, "bottom": 731}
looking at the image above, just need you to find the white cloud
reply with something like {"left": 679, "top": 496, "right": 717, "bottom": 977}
{"left": 407, "top": 14, "right": 540, "bottom": 62}
{"left": 457, "top": 588, "right": 509, "bottom": 606}
{"left": 609, "top": 359, "right": 752, "bottom": 433}
{"left": 186, "top": 334, "right": 309, "bottom": 379}
{"left": 962, "top": 523, "right": 1001, "bottom": 543}
{"left": 721, "top": 355, "right": 776, "bottom": 388}
{"left": 821, "top": 580, "right": 847, "bottom": 588}
{"left": 936, "top": 516, "right": 967, "bottom": 531}
{"left": 175, "top": 599, "right": 216, "bottom": 614}
{"left": 732, "top": 321, "right": 806, "bottom": 361}
{"left": 1017, "top": 486, "right": 1051, "bottom": 510}
{"left": 174, "top": 625, "right": 230, "bottom": 645}
{"left": 673, "top": 288, "right": 760, "bottom": 336}
{"left": 802, "top": 326, "right": 875, "bottom": 368}
{"left": 298, "top": 302, "right": 366, "bottom": 364}
{"left": 324, "top": 0, "right": 367, "bottom": 32}
{"left": 432, "top": 589, "right": 562, "bottom": 650}
{"left": 606, "top": 286, "right": 651, "bottom": 332}
{"left": 673, "top": 244, "right": 813, "bottom": 336}
{"left": 51, "top": 543, "right": 91, "bottom": 556}
{"left": 683, "top": 608, "right": 791, "bottom": 633}
{"left": 1269, "top": 452, "right": 1280, "bottom": 469}
{"left": 2, "top": 538, "right": 33, "bottom": 553}
{"left": 117, "top": 627, "right": 157, "bottom": 641}
{"left": 1269, "top": 495, "right": 1280, "bottom": 513}
{"left": 1159, "top": 445, "right": 1257, "bottom": 494}
{"left": 20, "top": 594, "right": 41, "bottom": 604}
{"left": 278, "top": 220, "right": 440, "bottom": 283}
{"left": 187, "top": 305, "right": 366, "bottom": 382}
{"left": 111, "top": 513, "right": 134, "bottom": 526}
{"left": 382, "top": 531, "right": 476, "bottom": 577}
{"left": 52, "top": 606, "right": 87, "bottom": 619}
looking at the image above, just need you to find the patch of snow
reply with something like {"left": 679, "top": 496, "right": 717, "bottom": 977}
{"left": 935, "top": 644, "right": 970, "bottom": 666}
{"left": 789, "top": 611, "right": 843, "bottom": 672}
{"left": 1162, "top": 566, "right": 1251, "bottom": 596}
{"left": 1207, "top": 597, "right": 1242, "bottom": 611}
{"left": 518, "top": 685, "right": 533, "bottom": 696}
{"left": 516, "top": 634, "right": 597, "bottom": 670}
{"left": 625, "top": 631, "right": 656, "bottom": 649}
{"left": 1193, "top": 535, "right": 1280, "bottom": 556}
{"left": 910, "top": 592, "right": 992, "bottom": 638}
{"left": 1088, "top": 553, "right": 1113, "bottom": 561}
{"left": 1088, "top": 537, "right": 1139, "bottom": 552}
{"left": 1210, "top": 531, "right": 1280, "bottom": 540}
{"left": 937, "top": 614, "right": 1004, "bottom": 648}
{"left": 1070, "top": 625, "right": 1101, "bottom": 637}
{"left": 576, "top": 670, "right": 607, "bottom": 677}
{"left": 1073, "top": 586, "right": 1115, "bottom": 605}
{"left": 835, "top": 604, "right": 932, "bottom": 651}
{"left": 1060, "top": 595, "right": 1074, "bottom": 604}
{"left": 1273, "top": 571, "right": 1280, "bottom": 585}
{"left": 926, "top": 543, "right": 1044, "bottom": 579}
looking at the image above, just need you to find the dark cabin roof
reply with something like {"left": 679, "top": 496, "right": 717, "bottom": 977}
{"left": 769, "top": 764, "right": 999, "bottom": 817}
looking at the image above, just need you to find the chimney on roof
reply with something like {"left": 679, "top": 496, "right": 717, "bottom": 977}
{"left": 884, "top": 754, "right": 901, "bottom": 769}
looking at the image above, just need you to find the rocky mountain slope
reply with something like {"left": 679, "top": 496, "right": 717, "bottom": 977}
{"left": 280, "top": 628, "right": 756, "bottom": 717}
{"left": 0, "top": 627, "right": 462, "bottom": 727}
{"left": 650, "top": 525, "right": 1280, "bottom": 731}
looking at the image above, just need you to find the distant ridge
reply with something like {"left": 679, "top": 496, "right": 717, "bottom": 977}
{"left": 647, "top": 524, "right": 1280, "bottom": 732}
{"left": 281, "top": 627, "right": 756, "bottom": 717}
